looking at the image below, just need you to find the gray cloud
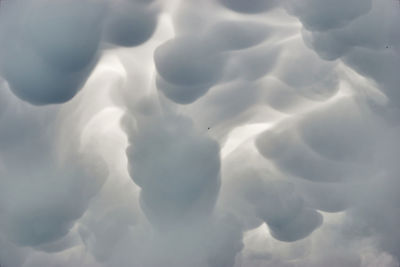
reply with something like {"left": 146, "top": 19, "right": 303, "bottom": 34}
{"left": 102, "top": 0, "right": 159, "bottom": 47}
{"left": 0, "top": 0, "right": 399, "bottom": 266}
{"left": 154, "top": 36, "right": 226, "bottom": 104}
{"left": 0, "top": 88, "right": 108, "bottom": 250}
{"left": 124, "top": 110, "right": 221, "bottom": 227}
{"left": 0, "top": 0, "right": 105, "bottom": 105}
{"left": 218, "top": 0, "right": 279, "bottom": 14}
{"left": 0, "top": 0, "right": 160, "bottom": 105}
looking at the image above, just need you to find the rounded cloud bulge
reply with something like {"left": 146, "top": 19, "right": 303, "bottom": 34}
{"left": 0, "top": 0, "right": 160, "bottom": 105}
{"left": 0, "top": 0, "right": 106, "bottom": 104}
{"left": 125, "top": 112, "right": 221, "bottom": 226}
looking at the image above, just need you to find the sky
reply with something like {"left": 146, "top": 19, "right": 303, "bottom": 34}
{"left": 0, "top": 0, "right": 399, "bottom": 266}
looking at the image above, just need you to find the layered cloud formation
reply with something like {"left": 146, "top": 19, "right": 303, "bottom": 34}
{"left": 0, "top": 0, "right": 399, "bottom": 266}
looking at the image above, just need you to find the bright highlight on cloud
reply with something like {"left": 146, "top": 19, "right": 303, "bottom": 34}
{"left": 0, "top": 0, "right": 399, "bottom": 266}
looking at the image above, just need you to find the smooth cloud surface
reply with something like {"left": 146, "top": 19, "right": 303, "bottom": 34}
{"left": 0, "top": 0, "right": 399, "bottom": 267}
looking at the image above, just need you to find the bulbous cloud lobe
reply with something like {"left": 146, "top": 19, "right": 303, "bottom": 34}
{"left": 125, "top": 112, "right": 221, "bottom": 226}
{"left": 0, "top": 88, "right": 108, "bottom": 249}
{"left": 218, "top": 0, "right": 279, "bottom": 14}
{"left": 0, "top": 0, "right": 160, "bottom": 105}
{"left": 0, "top": 0, "right": 105, "bottom": 104}
{"left": 102, "top": 0, "right": 159, "bottom": 47}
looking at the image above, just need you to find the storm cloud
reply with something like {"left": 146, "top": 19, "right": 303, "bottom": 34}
{"left": 0, "top": 0, "right": 399, "bottom": 266}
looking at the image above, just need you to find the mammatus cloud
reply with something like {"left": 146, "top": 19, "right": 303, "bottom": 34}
{"left": 0, "top": 0, "right": 399, "bottom": 266}
{"left": 125, "top": 111, "right": 221, "bottom": 226}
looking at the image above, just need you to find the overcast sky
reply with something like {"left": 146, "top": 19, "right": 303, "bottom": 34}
{"left": 0, "top": 0, "right": 399, "bottom": 266}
